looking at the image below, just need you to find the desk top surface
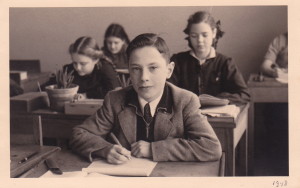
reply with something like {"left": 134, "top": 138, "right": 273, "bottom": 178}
{"left": 115, "top": 69, "right": 129, "bottom": 74}
{"left": 10, "top": 145, "right": 60, "bottom": 178}
{"left": 23, "top": 149, "right": 224, "bottom": 177}
{"left": 247, "top": 73, "right": 288, "bottom": 88}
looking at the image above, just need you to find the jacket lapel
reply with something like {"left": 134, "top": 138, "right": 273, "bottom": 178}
{"left": 154, "top": 112, "right": 174, "bottom": 141}
{"left": 118, "top": 107, "right": 136, "bottom": 144}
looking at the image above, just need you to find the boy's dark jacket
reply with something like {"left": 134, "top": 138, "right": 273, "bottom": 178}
{"left": 70, "top": 82, "right": 222, "bottom": 162}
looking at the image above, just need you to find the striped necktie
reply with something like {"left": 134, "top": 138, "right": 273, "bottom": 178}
{"left": 143, "top": 103, "right": 152, "bottom": 139}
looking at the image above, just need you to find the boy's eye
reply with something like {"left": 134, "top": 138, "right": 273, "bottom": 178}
{"left": 149, "top": 66, "right": 158, "bottom": 71}
{"left": 131, "top": 67, "right": 140, "bottom": 71}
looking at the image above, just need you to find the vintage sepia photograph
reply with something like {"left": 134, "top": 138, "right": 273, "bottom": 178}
{"left": 1, "top": 1, "right": 300, "bottom": 188}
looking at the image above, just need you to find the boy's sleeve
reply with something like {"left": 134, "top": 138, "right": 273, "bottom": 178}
{"left": 69, "top": 92, "right": 115, "bottom": 162}
{"left": 216, "top": 59, "right": 251, "bottom": 104}
{"left": 151, "top": 94, "right": 222, "bottom": 162}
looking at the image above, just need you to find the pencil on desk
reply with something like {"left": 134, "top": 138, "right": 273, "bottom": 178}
{"left": 109, "top": 132, "right": 131, "bottom": 160}
{"left": 109, "top": 132, "right": 121, "bottom": 146}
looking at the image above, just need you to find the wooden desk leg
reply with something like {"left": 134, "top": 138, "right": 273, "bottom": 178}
{"left": 248, "top": 101, "right": 254, "bottom": 175}
{"left": 32, "top": 115, "right": 43, "bottom": 146}
{"left": 225, "top": 130, "right": 235, "bottom": 176}
{"left": 238, "top": 131, "right": 248, "bottom": 176}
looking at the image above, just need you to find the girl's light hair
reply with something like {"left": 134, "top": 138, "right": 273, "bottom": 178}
{"left": 69, "top": 36, "right": 103, "bottom": 60}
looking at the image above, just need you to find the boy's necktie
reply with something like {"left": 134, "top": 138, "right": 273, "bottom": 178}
{"left": 143, "top": 103, "right": 152, "bottom": 139}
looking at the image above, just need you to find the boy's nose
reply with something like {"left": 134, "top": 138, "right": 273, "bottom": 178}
{"left": 140, "top": 69, "right": 150, "bottom": 81}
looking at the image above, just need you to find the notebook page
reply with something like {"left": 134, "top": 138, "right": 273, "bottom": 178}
{"left": 82, "top": 157, "right": 157, "bottom": 176}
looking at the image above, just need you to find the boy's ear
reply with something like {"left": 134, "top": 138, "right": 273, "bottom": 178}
{"left": 166, "top": 61, "right": 175, "bottom": 79}
{"left": 212, "top": 28, "right": 217, "bottom": 39}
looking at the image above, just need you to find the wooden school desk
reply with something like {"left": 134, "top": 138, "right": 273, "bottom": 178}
{"left": 207, "top": 104, "right": 249, "bottom": 176}
{"left": 29, "top": 103, "right": 248, "bottom": 176}
{"left": 20, "top": 149, "right": 225, "bottom": 177}
{"left": 116, "top": 69, "right": 130, "bottom": 88}
{"left": 247, "top": 73, "right": 288, "bottom": 175}
{"left": 11, "top": 144, "right": 60, "bottom": 178}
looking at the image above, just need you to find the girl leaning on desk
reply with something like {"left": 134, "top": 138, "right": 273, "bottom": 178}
{"left": 169, "top": 11, "right": 250, "bottom": 105}
{"left": 43, "top": 36, "right": 121, "bottom": 99}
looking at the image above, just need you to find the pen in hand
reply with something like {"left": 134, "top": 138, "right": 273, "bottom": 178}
{"left": 109, "top": 132, "right": 131, "bottom": 160}
{"left": 18, "top": 152, "right": 38, "bottom": 164}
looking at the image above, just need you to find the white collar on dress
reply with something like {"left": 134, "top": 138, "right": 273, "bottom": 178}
{"left": 190, "top": 47, "right": 216, "bottom": 65}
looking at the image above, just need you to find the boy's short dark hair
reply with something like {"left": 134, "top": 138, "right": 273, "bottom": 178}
{"left": 126, "top": 33, "right": 170, "bottom": 63}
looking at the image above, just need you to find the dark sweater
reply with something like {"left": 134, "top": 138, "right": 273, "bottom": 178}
{"left": 169, "top": 51, "right": 250, "bottom": 104}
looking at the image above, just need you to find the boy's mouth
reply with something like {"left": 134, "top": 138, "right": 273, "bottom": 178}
{"left": 139, "top": 86, "right": 152, "bottom": 90}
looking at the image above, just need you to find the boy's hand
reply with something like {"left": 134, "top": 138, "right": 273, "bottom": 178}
{"left": 131, "top": 141, "right": 152, "bottom": 158}
{"left": 107, "top": 145, "right": 131, "bottom": 164}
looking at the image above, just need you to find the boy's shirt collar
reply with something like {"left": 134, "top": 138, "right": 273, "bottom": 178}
{"left": 189, "top": 47, "right": 216, "bottom": 65}
{"left": 126, "top": 84, "right": 173, "bottom": 116}
{"left": 138, "top": 92, "right": 163, "bottom": 117}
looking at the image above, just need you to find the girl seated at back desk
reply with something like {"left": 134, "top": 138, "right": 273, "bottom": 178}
{"left": 101, "top": 23, "right": 130, "bottom": 69}
{"left": 44, "top": 36, "right": 120, "bottom": 99}
{"left": 169, "top": 11, "right": 250, "bottom": 104}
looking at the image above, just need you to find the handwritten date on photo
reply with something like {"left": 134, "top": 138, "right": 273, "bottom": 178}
{"left": 273, "top": 180, "right": 287, "bottom": 187}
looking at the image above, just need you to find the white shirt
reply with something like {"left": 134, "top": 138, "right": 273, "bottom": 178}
{"left": 138, "top": 92, "right": 164, "bottom": 117}
{"left": 190, "top": 47, "right": 216, "bottom": 65}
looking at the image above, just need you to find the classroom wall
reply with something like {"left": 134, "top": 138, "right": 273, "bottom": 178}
{"left": 9, "top": 6, "right": 287, "bottom": 80}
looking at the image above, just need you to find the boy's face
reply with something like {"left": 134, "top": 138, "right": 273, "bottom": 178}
{"left": 129, "top": 46, "right": 174, "bottom": 102}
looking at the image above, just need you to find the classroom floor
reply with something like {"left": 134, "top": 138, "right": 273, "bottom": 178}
{"left": 252, "top": 103, "right": 289, "bottom": 176}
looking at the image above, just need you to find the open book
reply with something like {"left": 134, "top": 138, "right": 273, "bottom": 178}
{"left": 201, "top": 104, "right": 240, "bottom": 118}
{"left": 82, "top": 157, "right": 157, "bottom": 177}
{"left": 199, "top": 94, "right": 230, "bottom": 107}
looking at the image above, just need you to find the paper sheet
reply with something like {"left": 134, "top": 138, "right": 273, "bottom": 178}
{"left": 82, "top": 157, "right": 157, "bottom": 177}
{"left": 41, "top": 170, "right": 113, "bottom": 178}
{"left": 201, "top": 104, "right": 240, "bottom": 118}
{"left": 276, "top": 68, "right": 288, "bottom": 84}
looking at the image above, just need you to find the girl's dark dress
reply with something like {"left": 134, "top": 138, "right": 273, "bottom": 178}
{"left": 169, "top": 51, "right": 250, "bottom": 104}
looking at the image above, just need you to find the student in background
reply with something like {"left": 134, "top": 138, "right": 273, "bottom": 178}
{"left": 169, "top": 11, "right": 250, "bottom": 104}
{"left": 101, "top": 23, "right": 130, "bottom": 69}
{"left": 260, "top": 32, "right": 288, "bottom": 78}
{"left": 44, "top": 36, "right": 120, "bottom": 99}
{"left": 70, "top": 33, "right": 222, "bottom": 164}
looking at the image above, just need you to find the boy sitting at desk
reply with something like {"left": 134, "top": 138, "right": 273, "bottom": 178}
{"left": 70, "top": 33, "right": 222, "bottom": 164}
